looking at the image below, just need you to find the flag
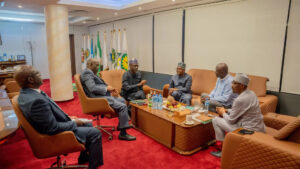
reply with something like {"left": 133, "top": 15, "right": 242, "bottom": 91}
{"left": 81, "top": 34, "right": 87, "bottom": 70}
{"left": 91, "top": 37, "right": 94, "bottom": 58}
{"left": 86, "top": 35, "right": 90, "bottom": 59}
{"left": 117, "top": 29, "right": 122, "bottom": 69}
{"left": 110, "top": 30, "right": 117, "bottom": 69}
{"left": 103, "top": 31, "right": 109, "bottom": 70}
{"left": 97, "top": 31, "right": 102, "bottom": 72}
{"left": 121, "top": 29, "right": 128, "bottom": 71}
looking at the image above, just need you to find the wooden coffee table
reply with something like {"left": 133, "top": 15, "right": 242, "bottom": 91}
{"left": 130, "top": 103, "right": 216, "bottom": 155}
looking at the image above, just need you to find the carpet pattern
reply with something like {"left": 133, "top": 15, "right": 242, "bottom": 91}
{"left": 0, "top": 79, "right": 221, "bottom": 169}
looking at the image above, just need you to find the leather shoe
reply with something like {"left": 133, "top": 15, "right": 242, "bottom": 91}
{"left": 118, "top": 134, "right": 136, "bottom": 141}
{"left": 210, "top": 151, "right": 222, "bottom": 158}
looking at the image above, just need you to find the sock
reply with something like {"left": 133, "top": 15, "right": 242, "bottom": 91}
{"left": 120, "top": 129, "right": 127, "bottom": 136}
{"left": 215, "top": 141, "right": 223, "bottom": 151}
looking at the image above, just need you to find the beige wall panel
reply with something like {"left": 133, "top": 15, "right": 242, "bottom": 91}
{"left": 45, "top": 5, "right": 74, "bottom": 101}
{"left": 282, "top": 0, "right": 300, "bottom": 94}
{"left": 154, "top": 10, "right": 183, "bottom": 75}
{"left": 185, "top": 0, "right": 289, "bottom": 91}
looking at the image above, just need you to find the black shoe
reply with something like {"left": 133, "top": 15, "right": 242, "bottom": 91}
{"left": 118, "top": 134, "right": 136, "bottom": 141}
{"left": 210, "top": 151, "right": 222, "bottom": 158}
{"left": 78, "top": 152, "right": 89, "bottom": 164}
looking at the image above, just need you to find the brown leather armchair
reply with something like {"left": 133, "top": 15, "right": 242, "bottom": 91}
{"left": 5, "top": 80, "right": 20, "bottom": 99}
{"left": 74, "top": 74, "right": 117, "bottom": 140}
{"left": 11, "top": 96, "right": 87, "bottom": 169}
{"left": 221, "top": 113, "right": 300, "bottom": 169}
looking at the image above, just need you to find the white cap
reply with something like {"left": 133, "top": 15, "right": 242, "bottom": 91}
{"left": 234, "top": 73, "right": 250, "bottom": 86}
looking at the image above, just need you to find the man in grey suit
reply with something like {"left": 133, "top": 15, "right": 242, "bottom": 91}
{"left": 80, "top": 58, "right": 136, "bottom": 141}
{"left": 14, "top": 65, "right": 103, "bottom": 169}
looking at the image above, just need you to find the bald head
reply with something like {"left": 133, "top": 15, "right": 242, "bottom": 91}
{"left": 14, "top": 65, "right": 43, "bottom": 89}
{"left": 215, "top": 63, "right": 228, "bottom": 79}
{"left": 87, "top": 58, "right": 100, "bottom": 74}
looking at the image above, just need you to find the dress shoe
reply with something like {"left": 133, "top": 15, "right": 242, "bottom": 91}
{"left": 118, "top": 134, "right": 136, "bottom": 141}
{"left": 210, "top": 151, "right": 222, "bottom": 158}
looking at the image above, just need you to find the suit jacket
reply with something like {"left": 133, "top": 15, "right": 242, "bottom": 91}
{"left": 18, "top": 88, "right": 85, "bottom": 143}
{"left": 81, "top": 68, "right": 111, "bottom": 98}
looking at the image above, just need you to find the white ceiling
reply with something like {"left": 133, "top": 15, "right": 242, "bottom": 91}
{"left": 0, "top": 0, "right": 226, "bottom": 26}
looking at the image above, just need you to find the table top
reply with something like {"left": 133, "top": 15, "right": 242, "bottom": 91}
{"left": 130, "top": 102, "right": 218, "bottom": 128}
{"left": 0, "top": 90, "right": 18, "bottom": 140}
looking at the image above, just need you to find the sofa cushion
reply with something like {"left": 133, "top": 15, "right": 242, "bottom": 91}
{"left": 187, "top": 69, "right": 217, "bottom": 95}
{"left": 274, "top": 116, "right": 300, "bottom": 141}
{"left": 266, "top": 127, "right": 278, "bottom": 137}
{"left": 246, "top": 75, "right": 268, "bottom": 97}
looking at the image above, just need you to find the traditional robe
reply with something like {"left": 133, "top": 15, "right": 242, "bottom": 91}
{"left": 169, "top": 73, "right": 192, "bottom": 105}
{"left": 121, "top": 71, "right": 146, "bottom": 101}
{"left": 212, "top": 89, "right": 265, "bottom": 141}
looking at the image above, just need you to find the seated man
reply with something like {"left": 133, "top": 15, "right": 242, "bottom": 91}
{"left": 81, "top": 58, "right": 136, "bottom": 141}
{"left": 169, "top": 62, "right": 192, "bottom": 105}
{"left": 210, "top": 73, "right": 265, "bottom": 158}
{"left": 15, "top": 65, "right": 103, "bottom": 169}
{"left": 202, "top": 63, "right": 237, "bottom": 112}
{"left": 121, "top": 58, "right": 146, "bottom": 101}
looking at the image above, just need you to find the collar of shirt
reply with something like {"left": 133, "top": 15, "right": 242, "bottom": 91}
{"left": 219, "top": 74, "right": 230, "bottom": 82}
{"left": 33, "top": 88, "right": 41, "bottom": 93}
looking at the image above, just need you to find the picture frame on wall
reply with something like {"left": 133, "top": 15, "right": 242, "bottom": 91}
{"left": 17, "top": 55, "right": 25, "bottom": 61}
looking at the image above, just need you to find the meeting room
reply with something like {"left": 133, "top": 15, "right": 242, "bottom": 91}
{"left": 0, "top": 0, "right": 299, "bottom": 168}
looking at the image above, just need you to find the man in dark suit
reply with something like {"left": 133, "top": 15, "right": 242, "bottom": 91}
{"left": 80, "top": 58, "right": 136, "bottom": 141}
{"left": 14, "top": 65, "right": 103, "bottom": 169}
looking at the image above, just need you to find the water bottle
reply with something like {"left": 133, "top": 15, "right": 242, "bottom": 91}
{"left": 158, "top": 94, "right": 163, "bottom": 110}
{"left": 204, "top": 98, "right": 210, "bottom": 115}
{"left": 153, "top": 94, "right": 157, "bottom": 109}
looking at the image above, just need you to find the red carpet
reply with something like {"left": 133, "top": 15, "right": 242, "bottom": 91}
{"left": 0, "top": 79, "right": 221, "bottom": 169}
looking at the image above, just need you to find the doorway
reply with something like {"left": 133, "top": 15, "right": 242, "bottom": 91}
{"left": 69, "top": 34, "right": 76, "bottom": 76}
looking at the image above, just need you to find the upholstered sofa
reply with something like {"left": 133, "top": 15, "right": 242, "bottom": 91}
{"left": 163, "top": 69, "right": 278, "bottom": 115}
{"left": 99, "top": 69, "right": 151, "bottom": 97}
{"left": 221, "top": 113, "right": 300, "bottom": 169}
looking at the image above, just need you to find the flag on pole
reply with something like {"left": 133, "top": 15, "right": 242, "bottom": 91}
{"left": 110, "top": 30, "right": 117, "bottom": 69}
{"left": 117, "top": 29, "right": 122, "bottom": 69}
{"left": 81, "top": 34, "right": 87, "bottom": 70}
{"left": 87, "top": 35, "right": 91, "bottom": 59}
{"left": 91, "top": 36, "right": 94, "bottom": 58}
{"left": 121, "top": 29, "right": 129, "bottom": 71}
{"left": 96, "top": 31, "right": 102, "bottom": 73}
{"left": 103, "top": 31, "right": 109, "bottom": 70}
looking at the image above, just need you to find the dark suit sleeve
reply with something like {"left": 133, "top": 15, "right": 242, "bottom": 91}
{"left": 169, "top": 77, "right": 175, "bottom": 88}
{"left": 82, "top": 71, "right": 107, "bottom": 96}
{"left": 122, "top": 72, "right": 138, "bottom": 92}
{"left": 30, "top": 98, "right": 77, "bottom": 135}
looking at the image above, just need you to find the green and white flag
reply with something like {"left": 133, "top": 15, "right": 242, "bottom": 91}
{"left": 96, "top": 31, "right": 102, "bottom": 73}
{"left": 111, "top": 30, "right": 117, "bottom": 69}
{"left": 117, "top": 29, "right": 122, "bottom": 69}
{"left": 103, "top": 31, "right": 109, "bottom": 70}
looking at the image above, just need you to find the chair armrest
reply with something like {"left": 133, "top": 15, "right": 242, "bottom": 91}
{"left": 163, "top": 84, "right": 169, "bottom": 98}
{"left": 222, "top": 130, "right": 300, "bottom": 169}
{"left": 30, "top": 131, "right": 85, "bottom": 159}
{"left": 7, "top": 92, "right": 19, "bottom": 99}
{"left": 264, "top": 112, "right": 296, "bottom": 130}
{"left": 143, "top": 85, "right": 151, "bottom": 95}
{"left": 84, "top": 97, "right": 115, "bottom": 115}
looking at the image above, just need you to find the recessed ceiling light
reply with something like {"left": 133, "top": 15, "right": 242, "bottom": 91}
{"left": 97, "top": 17, "right": 100, "bottom": 20}
{"left": 138, "top": 6, "right": 142, "bottom": 10}
{"left": 18, "top": 5, "right": 22, "bottom": 8}
{"left": 114, "top": 12, "right": 118, "bottom": 16}
{"left": 83, "top": 21, "right": 86, "bottom": 24}
{"left": 172, "top": 0, "right": 176, "bottom": 2}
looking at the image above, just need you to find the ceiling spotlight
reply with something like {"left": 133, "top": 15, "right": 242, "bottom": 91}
{"left": 172, "top": 0, "right": 176, "bottom": 2}
{"left": 114, "top": 12, "right": 118, "bottom": 16}
{"left": 97, "top": 17, "right": 100, "bottom": 20}
{"left": 138, "top": 6, "right": 142, "bottom": 10}
{"left": 18, "top": 5, "right": 22, "bottom": 8}
{"left": 83, "top": 21, "right": 86, "bottom": 24}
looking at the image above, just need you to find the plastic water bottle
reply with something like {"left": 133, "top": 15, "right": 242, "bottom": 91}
{"left": 158, "top": 94, "right": 163, "bottom": 110}
{"left": 204, "top": 98, "right": 210, "bottom": 115}
{"left": 153, "top": 94, "right": 157, "bottom": 109}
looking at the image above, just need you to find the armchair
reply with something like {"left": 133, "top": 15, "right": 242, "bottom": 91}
{"left": 11, "top": 96, "right": 87, "bottom": 169}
